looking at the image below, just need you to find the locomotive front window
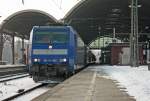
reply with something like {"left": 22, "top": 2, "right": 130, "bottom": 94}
{"left": 33, "top": 31, "right": 68, "bottom": 43}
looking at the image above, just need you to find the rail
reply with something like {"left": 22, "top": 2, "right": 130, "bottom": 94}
{"left": 0, "top": 73, "right": 29, "bottom": 82}
{"left": 0, "top": 65, "right": 27, "bottom": 76}
{"left": 2, "top": 84, "right": 44, "bottom": 101}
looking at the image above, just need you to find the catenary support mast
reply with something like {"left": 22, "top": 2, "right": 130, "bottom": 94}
{"left": 130, "top": 0, "right": 139, "bottom": 67}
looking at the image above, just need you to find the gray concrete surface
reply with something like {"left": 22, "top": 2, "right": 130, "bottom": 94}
{"left": 32, "top": 66, "right": 136, "bottom": 101}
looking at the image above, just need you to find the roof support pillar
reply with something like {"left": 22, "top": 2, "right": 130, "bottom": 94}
{"left": 98, "top": 26, "right": 101, "bottom": 49}
{"left": 0, "top": 32, "right": 3, "bottom": 61}
{"left": 130, "top": 0, "right": 139, "bottom": 67}
{"left": 22, "top": 38, "right": 26, "bottom": 64}
{"left": 12, "top": 35, "right": 15, "bottom": 64}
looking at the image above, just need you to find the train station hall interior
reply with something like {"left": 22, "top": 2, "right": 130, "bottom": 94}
{"left": 0, "top": 0, "right": 150, "bottom": 101}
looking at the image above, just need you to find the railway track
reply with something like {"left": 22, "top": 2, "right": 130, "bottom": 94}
{"left": 0, "top": 73, "right": 29, "bottom": 83}
{"left": 2, "top": 84, "right": 44, "bottom": 101}
{"left": 0, "top": 73, "right": 61, "bottom": 101}
{"left": 2, "top": 83, "right": 58, "bottom": 101}
{"left": 0, "top": 65, "right": 27, "bottom": 77}
{"left": 0, "top": 65, "right": 80, "bottom": 101}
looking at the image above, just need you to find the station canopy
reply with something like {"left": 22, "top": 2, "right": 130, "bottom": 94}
{"left": 0, "top": 0, "right": 150, "bottom": 44}
{"left": 0, "top": 9, "right": 57, "bottom": 39}
{"left": 64, "top": 0, "right": 150, "bottom": 45}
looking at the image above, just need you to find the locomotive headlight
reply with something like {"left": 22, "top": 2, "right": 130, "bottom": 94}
{"left": 63, "top": 58, "right": 67, "bottom": 62}
{"left": 59, "top": 58, "right": 67, "bottom": 62}
{"left": 34, "top": 58, "right": 38, "bottom": 62}
{"left": 48, "top": 45, "right": 52, "bottom": 49}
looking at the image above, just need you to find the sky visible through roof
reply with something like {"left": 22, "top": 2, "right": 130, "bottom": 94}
{"left": 0, "top": 0, "right": 80, "bottom": 23}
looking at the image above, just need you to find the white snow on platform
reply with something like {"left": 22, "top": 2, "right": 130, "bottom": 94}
{"left": 94, "top": 65, "right": 150, "bottom": 101}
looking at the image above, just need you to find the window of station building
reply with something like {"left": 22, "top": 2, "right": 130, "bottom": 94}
{"left": 89, "top": 36, "right": 121, "bottom": 48}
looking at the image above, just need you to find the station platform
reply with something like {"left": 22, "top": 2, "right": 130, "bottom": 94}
{"left": 32, "top": 66, "right": 135, "bottom": 101}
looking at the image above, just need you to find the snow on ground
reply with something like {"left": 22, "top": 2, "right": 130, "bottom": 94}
{"left": 0, "top": 77, "right": 41, "bottom": 100}
{"left": 94, "top": 65, "right": 150, "bottom": 101}
{"left": 12, "top": 87, "right": 49, "bottom": 101}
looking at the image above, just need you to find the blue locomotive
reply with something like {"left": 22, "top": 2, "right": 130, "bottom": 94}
{"left": 28, "top": 26, "right": 87, "bottom": 83}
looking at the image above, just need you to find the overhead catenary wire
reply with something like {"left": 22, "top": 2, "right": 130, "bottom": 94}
{"left": 52, "top": 0, "right": 62, "bottom": 10}
{"left": 22, "top": 0, "right": 24, "bottom": 5}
